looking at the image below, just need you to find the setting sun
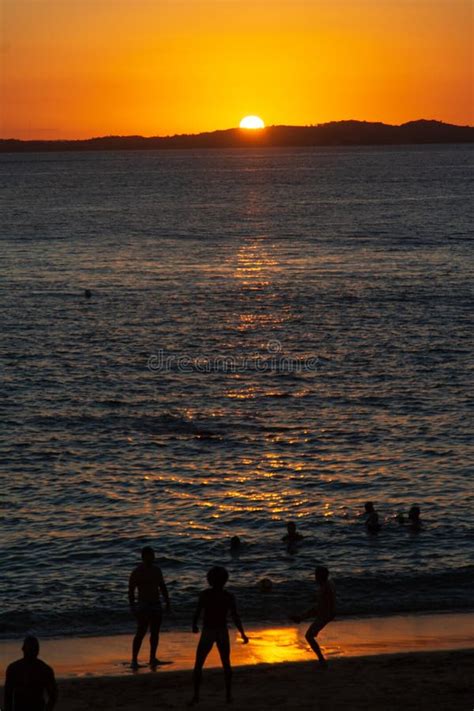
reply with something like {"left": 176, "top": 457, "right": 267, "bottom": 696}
{"left": 240, "top": 116, "right": 265, "bottom": 129}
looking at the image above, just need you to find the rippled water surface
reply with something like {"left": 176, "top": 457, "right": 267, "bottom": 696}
{"left": 1, "top": 145, "right": 473, "bottom": 637}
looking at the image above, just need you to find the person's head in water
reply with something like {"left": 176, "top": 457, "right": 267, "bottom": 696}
{"left": 364, "top": 502, "right": 375, "bottom": 514}
{"left": 230, "top": 536, "right": 241, "bottom": 552}
{"left": 287, "top": 521, "right": 297, "bottom": 535}
{"left": 315, "top": 566, "right": 329, "bottom": 585}
{"left": 408, "top": 505, "right": 420, "bottom": 522}
{"left": 141, "top": 546, "right": 155, "bottom": 565}
{"left": 207, "top": 566, "right": 228, "bottom": 590}
{"left": 22, "top": 635, "right": 40, "bottom": 660}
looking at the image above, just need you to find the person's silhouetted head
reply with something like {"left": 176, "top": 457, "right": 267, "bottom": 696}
{"left": 141, "top": 546, "right": 155, "bottom": 565}
{"left": 315, "top": 566, "right": 329, "bottom": 584}
{"left": 230, "top": 536, "right": 241, "bottom": 551}
{"left": 364, "top": 502, "right": 375, "bottom": 514}
{"left": 258, "top": 577, "right": 273, "bottom": 593}
{"left": 207, "top": 566, "right": 228, "bottom": 589}
{"left": 22, "top": 635, "right": 40, "bottom": 660}
{"left": 408, "top": 505, "right": 420, "bottom": 522}
{"left": 84, "top": 289, "right": 92, "bottom": 299}
{"left": 287, "top": 521, "right": 296, "bottom": 534}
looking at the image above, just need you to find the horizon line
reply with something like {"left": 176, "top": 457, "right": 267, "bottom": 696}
{"left": 2, "top": 118, "right": 474, "bottom": 143}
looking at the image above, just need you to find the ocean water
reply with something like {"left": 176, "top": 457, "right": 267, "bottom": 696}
{"left": 1, "top": 145, "right": 473, "bottom": 639}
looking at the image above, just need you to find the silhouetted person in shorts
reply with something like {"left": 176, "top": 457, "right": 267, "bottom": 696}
{"left": 4, "top": 636, "right": 57, "bottom": 711}
{"left": 408, "top": 505, "right": 422, "bottom": 531}
{"left": 128, "top": 546, "right": 170, "bottom": 669}
{"left": 290, "top": 566, "right": 336, "bottom": 668}
{"left": 190, "top": 566, "right": 248, "bottom": 705}
{"left": 364, "top": 502, "right": 381, "bottom": 533}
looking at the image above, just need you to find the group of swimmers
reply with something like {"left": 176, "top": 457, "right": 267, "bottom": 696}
{"left": 232, "top": 503, "right": 423, "bottom": 557}
{"left": 3, "top": 545, "right": 336, "bottom": 709}
{"left": 364, "top": 502, "right": 422, "bottom": 534}
{"left": 278, "top": 503, "right": 423, "bottom": 542}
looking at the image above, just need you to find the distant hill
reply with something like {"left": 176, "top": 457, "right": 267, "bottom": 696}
{"left": 1, "top": 120, "right": 473, "bottom": 152}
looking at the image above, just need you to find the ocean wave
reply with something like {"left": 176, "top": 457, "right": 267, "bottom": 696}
{"left": 1, "top": 567, "right": 473, "bottom": 640}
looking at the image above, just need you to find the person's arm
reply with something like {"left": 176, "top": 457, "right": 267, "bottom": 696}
{"left": 45, "top": 667, "right": 58, "bottom": 711}
{"left": 290, "top": 603, "right": 318, "bottom": 623}
{"left": 128, "top": 570, "right": 137, "bottom": 608}
{"left": 158, "top": 569, "right": 170, "bottom": 610}
{"left": 3, "top": 664, "right": 14, "bottom": 711}
{"left": 192, "top": 593, "right": 204, "bottom": 633}
{"left": 230, "top": 595, "right": 249, "bottom": 643}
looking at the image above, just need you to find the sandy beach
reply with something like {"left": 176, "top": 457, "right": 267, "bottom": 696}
{"left": 2, "top": 613, "right": 473, "bottom": 709}
{"left": 6, "top": 650, "right": 471, "bottom": 711}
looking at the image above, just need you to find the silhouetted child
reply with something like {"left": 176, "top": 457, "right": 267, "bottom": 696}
{"left": 190, "top": 566, "right": 248, "bottom": 705}
{"left": 290, "top": 566, "right": 336, "bottom": 668}
{"left": 282, "top": 521, "right": 304, "bottom": 544}
{"left": 4, "top": 636, "right": 57, "bottom": 711}
{"left": 364, "top": 502, "right": 381, "bottom": 533}
{"left": 408, "top": 505, "right": 422, "bottom": 531}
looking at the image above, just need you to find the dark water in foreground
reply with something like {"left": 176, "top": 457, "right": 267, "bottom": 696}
{"left": 1, "top": 145, "right": 473, "bottom": 638}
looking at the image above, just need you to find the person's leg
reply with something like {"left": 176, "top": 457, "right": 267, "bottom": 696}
{"left": 190, "top": 630, "right": 214, "bottom": 704}
{"left": 305, "top": 620, "right": 328, "bottom": 666}
{"left": 132, "top": 613, "right": 149, "bottom": 668}
{"left": 149, "top": 610, "right": 163, "bottom": 666}
{"left": 216, "top": 628, "right": 232, "bottom": 702}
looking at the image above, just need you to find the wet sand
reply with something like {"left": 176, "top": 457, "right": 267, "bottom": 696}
{"left": 1, "top": 611, "right": 472, "bottom": 679}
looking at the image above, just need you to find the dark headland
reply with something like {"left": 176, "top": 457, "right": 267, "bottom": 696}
{"left": 1, "top": 120, "right": 473, "bottom": 152}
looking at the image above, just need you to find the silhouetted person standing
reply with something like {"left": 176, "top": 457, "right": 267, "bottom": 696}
{"left": 190, "top": 566, "right": 248, "bottom": 705}
{"left": 291, "top": 566, "right": 336, "bottom": 668}
{"left": 128, "top": 546, "right": 170, "bottom": 669}
{"left": 4, "top": 636, "right": 57, "bottom": 711}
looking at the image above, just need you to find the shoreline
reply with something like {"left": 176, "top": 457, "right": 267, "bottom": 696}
{"left": 1, "top": 120, "right": 473, "bottom": 152}
{"left": 1, "top": 610, "right": 472, "bottom": 680}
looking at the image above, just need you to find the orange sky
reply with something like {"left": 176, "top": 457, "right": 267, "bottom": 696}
{"left": 1, "top": 0, "right": 473, "bottom": 139}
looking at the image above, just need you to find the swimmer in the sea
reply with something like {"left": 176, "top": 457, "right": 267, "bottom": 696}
{"left": 230, "top": 535, "right": 241, "bottom": 555}
{"left": 282, "top": 521, "right": 304, "bottom": 545}
{"left": 189, "top": 566, "right": 248, "bottom": 705}
{"left": 128, "top": 546, "right": 170, "bottom": 669}
{"left": 4, "top": 636, "right": 57, "bottom": 711}
{"left": 364, "top": 502, "right": 381, "bottom": 533}
{"left": 408, "top": 505, "right": 422, "bottom": 531}
{"left": 290, "top": 565, "right": 336, "bottom": 668}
